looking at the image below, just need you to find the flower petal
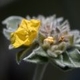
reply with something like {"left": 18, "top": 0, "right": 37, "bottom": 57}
{"left": 10, "top": 19, "right": 40, "bottom": 48}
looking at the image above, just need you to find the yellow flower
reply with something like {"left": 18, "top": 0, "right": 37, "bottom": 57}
{"left": 10, "top": 19, "right": 40, "bottom": 48}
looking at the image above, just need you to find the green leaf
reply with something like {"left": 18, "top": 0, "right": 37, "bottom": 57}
{"left": 16, "top": 42, "right": 38, "bottom": 64}
{"left": 68, "top": 35, "right": 74, "bottom": 46}
{"left": 3, "top": 28, "right": 12, "bottom": 40}
{"left": 76, "top": 38, "right": 80, "bottom": 43}
{"left": 47, "top": 49, "right": 58, "bottom": 58}
{"left": 58, "top": 42, "right": 66, "bottom": 51}
{"left": 74, "top": 44, "right": 80, "bottom": 49}
{"left": 68, "top": 49, "right": 80, "bottom": 61}
{"left": 34, "top": 47, "right": 48, "bottom": 57}
{"left": 16, "top": 48, "right": 29, "bottom": 64}
{"left": 67, "top": 49, "right": 80, "bottom": 67}
{"left": 51, "top": 55, "right": 66, "bottom": 67}
{"left": 37, "top": 33, "right": 45, "bottom": 45}
{"left": 23, "top": 47, "right": 48, "bottom": 63}
{"left": 2, "top": 16, "right": 22, "bottom": 30}
{"left": 60, "top": 20, "right": 70, "bottom": 32}
{"left": 2, "top": 16, "right": 23, "bottom": 40}
{"left": 62, "top": 52, "right": 74, "bottom": 67}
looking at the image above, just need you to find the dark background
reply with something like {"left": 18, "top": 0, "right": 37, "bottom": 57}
{"left": 0, "top": 0, "right": 80, "bottom": 80}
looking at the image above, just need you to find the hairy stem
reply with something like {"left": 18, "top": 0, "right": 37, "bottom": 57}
{"left": 33, "top": 63, "right": 48, "bottom": 80}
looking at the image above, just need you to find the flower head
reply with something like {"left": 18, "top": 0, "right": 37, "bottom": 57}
{"left": 36, "top": 16, "right": 72, "bottom": 57}
{"left": 3, "top": 15, "right": 80, "bottom": 69}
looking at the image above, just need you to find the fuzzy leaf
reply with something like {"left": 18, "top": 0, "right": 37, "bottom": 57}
{"left": 16, "top": 48, "right": 29, "bottom": 64}
{"left": 68, "top": 35, "right": 74, "bottom": 45}
{"left": 16, "top": 42, "right": 38, "bottom": 64}
{"left": 51, "top": 55, "right": 66, "bottom": 67}
{"left": 34, "top": 47, "right": 48, "bottom": 57}
{"left": 2, "top": 16, "right": 23, "bottom": 40}
{"left": 60, "top": 20, "right": 70, "bottom": 32}
{"left": 3, "top": 28, "right": 12, "bottom": 40}
{"left": 2, "top": 16, "right": 22, "bottom": 30}
{"left": 8, "top": 44, "right": 14, "bottom": 49}
{"left": 23, "top": 47, "right": 48, "bottom": 63}
{"left": 67, "top": 49, "right": 80, "bottom": 67}
{"left": 76, "top": 38, "right": 80, "bottom": 43}
{"left": 62, "top": 52, "right": 74, "bottom": 67}
{"left": 47, "top": 49, "right": 58, "bottom": 58}
{"left": 38, "top": 33, "right": 45, "bottom": 44}
{"left": 74, "top": 44, "right": 80, "bottom": 49}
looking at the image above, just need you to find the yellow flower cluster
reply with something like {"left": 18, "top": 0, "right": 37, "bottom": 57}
{"left": 10, "top": 19, "right": 40, "bottom": 48}
{"left": 44, "top": 36, "right": 55, "bottom": 44}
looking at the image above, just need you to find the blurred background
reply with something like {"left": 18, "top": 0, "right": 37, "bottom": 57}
{"left": 0, "top": 0, "right": 80, "bottom": 80}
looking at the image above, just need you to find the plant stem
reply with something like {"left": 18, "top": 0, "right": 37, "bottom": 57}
{"left": 33, "top": 63, "right": 48, "bottom": 80}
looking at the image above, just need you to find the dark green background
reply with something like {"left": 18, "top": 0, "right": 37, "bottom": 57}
{"left": 0, "top": 0, "right": 80, "bottom": 80}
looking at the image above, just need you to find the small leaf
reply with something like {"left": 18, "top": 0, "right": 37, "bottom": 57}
{"left": 2, "top": 16, "right": 22, "bottom": 30}
{"left": 34, "top": 47, "right": 48, "bottom": 57}
{"left": 2, "top": 16, "right": 23, "bottom": 40}
{"left": 16, "top": 48, "right": 29, "bottom": 64}
{"left": 76, "top": 38, "right": 80, "bottom": 43}
{"left": 68, "top": 49, "right": 80, "bottom": 61}
{"left": 58, "top": 42, "right": 66, "bottom": 51}
{"left": 47, "top": 49, "right": 58, "bottom": 58}
{"left": 23, "top": 47, "right": 48, "bottom": 63}
{"left": 62, "top": 52, "right": 74, "bottom": 67}
{"left": 74, "top": 44, "right": 80, "bottom": 49}
{"left": 38, "top": 33, "right": 45, "bottom": 44}
{"left": 60, "top": 20, "right": 70, "bottom": 32}
{"left": 16, "top": 42, "right": 38, "bottom": 64}
{"left": 67, "top": 49, "right": 80, "bottom": 67}
{"left": 8, "top": 44, "right": 14, "bottom": 49}
{"left": 24, "top": 55, "right": 48, "bottom": 63}
{"left": 68, "top": 35, "right": 74, "bottom": 46}
{"left": 50, "top": 53, "right": 73, "bottom": 71}
{"left": 50, "top": 55, "right": 66, "bottom": 67}
{"left": 3, "top": 28, "right": 13, "bottom": 40}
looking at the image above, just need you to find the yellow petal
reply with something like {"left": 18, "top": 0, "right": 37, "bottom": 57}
{"left": 10, "top": 19, "right": 40, "bottom": 48}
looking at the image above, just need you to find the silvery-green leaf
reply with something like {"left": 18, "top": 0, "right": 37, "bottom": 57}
{"left": 24, "top": 55, "right": 48, "bottom": 64}
{"left": 54, "top": 50, "right": 63, "bottom": 55}
{"left": 51, "top": 45, "right": 58, "bottom": 51}
{"left": 8, "top": 44, "right": 14, "bottom": 49}
{"left": 38, "top": 33, "right": 45, "bottom": 44}
{"left": 51, "top": 55, "right": 66, "bottom": 67}
{"left": 26, "top": 15, "right": 31, "bottom": 20}
{"left": 57, "top": 17, "right": 63, "bottom": 23}
{"left": 74, "top": 44, "right": 80, "bottom": 49}
{"left": 37, "top": 15, "right": 46, "bottom": 23}
{"left": 76, "top": 38, "right": 80, "bottom": 43}
{"left": 3, "top": 28, "right": 13, "bottom": 40}
{"left": 70, "top": 30, "right": 80, "bottom": 42}
{"left": 47, "top": 49, "right": 58, "bottom": 58}
{"left": 68, "top": 35, "right": 74, "bottom": 46}
{"left": 16, "top": 48, "right": 29, "bottom": 64}
{"left": 23, "top": 47, "right": 48, "bottom": 63}
{"left": 2, "top": 16, "right": 22, "bottom": 31}
{"left": 54, "top": 17, "right": 63, "bottom": 26}
{"left": 16, "top": 45, "right": 35, "bottom": 64}
{"left": 58, "top": 42, "right": 66, "bottom": 51}
{"left": 16, "top": 42, "right": 38, "bottom": 64}
{"left": 62, "top": 52, "right": 74, "bottom": 67}
{"left": 34, "top": 47, "right": 48, "bottom": 57}
{"left": 60, "top": 20, "right": 70, "bottom": 32}
{"left": 67, "top": 49, "right": 80, "bottom": 67}
{"left": 68, "top": 49, "right": 80, "bottom": 61}
{"left": 71, "top": 30, "right": 79, "bottom": 37}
